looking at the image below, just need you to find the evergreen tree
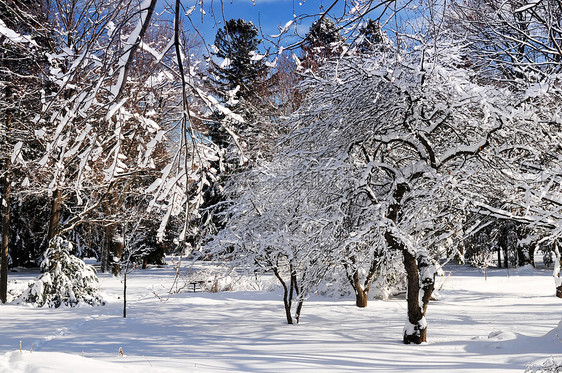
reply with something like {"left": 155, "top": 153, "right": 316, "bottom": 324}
{"left": 209, "top": 19, "right": 268, "bottom": 103}
{"left": 206, "top": 19, "right": 270, "bottom": 153}
{"left": 307, "top": 17, "right": 342, "bottom": 48}
{"left": 357, "top": 20, "right": 389, "bottom": 53}
{"left": 301, "top": 18, "right": 344, "bottom": 71}
{"left": 18, "top": 236, "right": 105, "bottom": 307}
{"left": 194, "top": 19, "right": 277, "bottom": 252}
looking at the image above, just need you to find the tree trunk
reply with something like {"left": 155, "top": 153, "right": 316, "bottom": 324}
{"left": 123, "top": 270, "right": 127, "bottom": 318}
{"left": 273, "top": 267, "right": 293, "bottom": 324}
{"left": 418, "top": 254, "right": 436, "bottom": 317}
{"left": 112, "top": 239, "right": 124, "bottom": 276}
{"left": 346, "top": 255, "right": 379, "bottom": 308}
{"left": 516, "top": 246, "right": 526, "bottom": 266}
{"left": 101, "top": 225, "right": 111, "bottom": 273}
{"left": 47, "top": 189, "right": 62, "bottom": 243}
{"left": 401, "top": 249, "right": 427, "bottom": 344}
{"left": 295, "top": 299, "right": 304, "bottom": 324}
{"left": 384, "top": 182, "right": 433, "bottom": 344}
{"left": 553, "top": 242, "right": 562, "bottom": 298}
{"left": 385, "top": 230, "right": 433, "bottom": 344}
{"left": 0, "top": 174, "right": 10, "bottom": 303}
{"left": 352, "top": 269, "right": 368, "bottom": 307}
{"left": 290, "top": 269, "right": 304, "bottom": 323}
{"left": 497, "top": 245, "right": 502, "bottom": 268}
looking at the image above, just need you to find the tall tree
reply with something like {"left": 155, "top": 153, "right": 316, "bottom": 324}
{"left": 192, "top": 19, "right": 279, "bottom": 252}
{"left": 357, "top": 19, "right": 389, "bottom": 53}
{"left": 1, "top": 0, "right": 224, "bottom": 284}
{"left": 209, "top": 19, "right": 269, "bottom": 104}
{"left": 0, "top": 0, "right": 54, "bottom": 302}
{"left": 212, "top": 39, "right": 545, "bottom": 343}
{"left": 301, "top": 17, "right": 344, "bottom": 72}
{"left": 447, "top": 0, "right": 562, "bottom": 80}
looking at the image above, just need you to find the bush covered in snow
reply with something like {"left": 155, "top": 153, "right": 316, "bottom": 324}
{"left": 317, "top": 265, "right": 406, "bottom": 300}
{"left": 176, "top": 264, "right": 278, "bottom": 293}
{"left": 526, "top": 357, "right": 562, "bottom": 373}
{"left": 17, "top": 236, "right": 105, "bottom": 308}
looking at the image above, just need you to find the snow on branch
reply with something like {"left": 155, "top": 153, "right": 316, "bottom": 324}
{"left": 0, "top": 19, "right": 38, "bottom": 47}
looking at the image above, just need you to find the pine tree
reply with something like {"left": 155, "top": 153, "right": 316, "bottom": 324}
{"left": 301, "top": 18, "right": 344, "bottom": 71}
{"left": 18, "top": 236, "right": 105, "bottom": 308}
{"left": 195, "top": 19, "right": 276, "bottom": 253}
{"left": 209, "top": 19, "right": 268, "bottom": 103}
{"left": 206, "top": 18, "right": 270, "bottom": 151}
{"left": 357, "top": 20, "right": 389, "bottom": 53}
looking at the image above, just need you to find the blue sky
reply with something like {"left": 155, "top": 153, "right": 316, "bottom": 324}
{"left": 186, "top": 0, "right": 326, "bottom": 47}
{"left": 156, "top": 0, "right": 363, "bottom": 50}
{"left": 153, "top": 0, "right": 395, "bottom": 59}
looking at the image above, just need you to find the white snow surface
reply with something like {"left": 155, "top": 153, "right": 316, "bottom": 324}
{"left": 0, "top": 262, "right": 561, "bottom": 372}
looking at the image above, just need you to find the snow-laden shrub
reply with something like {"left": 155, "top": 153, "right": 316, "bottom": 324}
{"left": 180, "top": 265, "right": 278, "bottom": 293}
{"left": 526, "top": 357, "right": 562, "bottom": 373}
{"left": 18, "top": 236, "right": 105, "bottom": 308}
{"left": 318, "top": 263, "right": 407, "bottom": 300}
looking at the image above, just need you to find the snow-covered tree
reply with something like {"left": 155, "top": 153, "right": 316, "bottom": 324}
{"left": 211, "top": 30, "right": 550, "bottom": 342}
{"left": 208, "top": 158, "right": 338, "bottom": 323}
{"left": 467, "top": 232, "right": 495, "bottom": 280}
{"left": 447, "top": 0, "right": 562, "bottom": 80}
{"left": 300, "top": 17, "right": 345, "bottom": 73}
{"left": 0, "top": 0, "right": 55, "bottom": 302}
{"left": 18, "top": 236, "right": 105, "bottom": 307}
{"left": 209, "top": 19, "right": 269, "bottom": 105}
{"left": 463, "top": 73, "right": 562, "bottom": 294}
{"left": 1, "top": 0, "right": 233, "bottom": 268}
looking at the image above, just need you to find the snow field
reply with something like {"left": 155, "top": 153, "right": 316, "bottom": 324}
{"left": 0, "top": 262, "right": 560, "bottom": 372}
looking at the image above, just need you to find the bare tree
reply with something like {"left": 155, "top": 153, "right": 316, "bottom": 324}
{"left": 447, "top": 0, "right": 562, "bottom": 80}
{"left": 213, "top": 30, "right": 545, "bottom": 342}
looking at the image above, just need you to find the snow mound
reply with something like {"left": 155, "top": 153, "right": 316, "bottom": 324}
{"left": 488, "top": 330, "right": 517, "bottom": 341}
{"left": 0, "top": 351, "right": 135, "bottom": 373}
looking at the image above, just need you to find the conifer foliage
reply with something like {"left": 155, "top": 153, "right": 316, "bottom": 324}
{"left": 18, "top": 236, "right": 105, "bottom": 308}
{"left": 210, "top": 19, "right": 268, "bottom": 102}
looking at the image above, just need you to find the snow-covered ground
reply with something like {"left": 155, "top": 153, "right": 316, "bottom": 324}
{"left": 0, "top": 261, "right": 560, "bottom": 372}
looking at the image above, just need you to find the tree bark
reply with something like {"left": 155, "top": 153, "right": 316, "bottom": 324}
{"left": 273, "top": 267, "right": 293, "bottom": 324}
{"left": 112, "top": 239, "right": 124, "bottom": 276}
{"left": 1, "top": 174, "right": 10, "bottom": 303}
{"left": 290, "top": 268, "right": 304, "bottom": 323}
{"left": 418, "top": 254, "right": 435, "bottom": 317}
{"left": 123, "top": 270, "right": 127, "bottom": 318}
{"left": 384, "top": 182, "right": 433, "bottom": 344}
{"left": 401, "top": 249, "right": 428, "bottom": 344}
{"left": 352, "top": 269, "right": 368, "bottom": 307}
{"left": 295, "top": 299, "right": 304, "bottom": 324}
{"left": 553, "top": 241, "right": 562, "bottom": 298}
{"left": 385, "top": 229, "right": 432, "bottom": 344}
{"left": 47, "top": 188, "right": 62, "bottom": 243}
{"left": 101, "top": 225, "right": 111, "bottom": 273}
{"left": 346, "top": 254, "right": 379, "bottom": 308}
